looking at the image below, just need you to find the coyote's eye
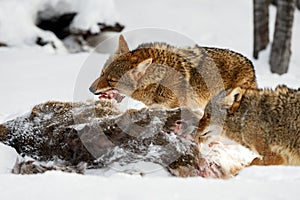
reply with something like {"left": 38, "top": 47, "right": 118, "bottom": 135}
{"left": 199, "top": 130, "right": 212, "bottom": 137}
{"left": 107, "top": 77, "right": 118, "bottom": 86}
{"left": 108, "top": 77, "right": 117, "bottom": 82}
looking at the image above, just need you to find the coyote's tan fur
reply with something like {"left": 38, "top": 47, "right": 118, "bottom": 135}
{"left": 196, "top": 85, "right": 300, "bottom": 165}
{"left": 89, "top": 35, "right": 257, "bottom": 110}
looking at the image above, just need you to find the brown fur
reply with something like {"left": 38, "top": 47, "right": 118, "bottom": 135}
{"left": 12, "top": 159, "right": 86, "bottom": 175}
{"left": 90, "top": 35, "right": 257, "bottom": 110}
{"left": 1, "top": 100, "right": 255, "bottom": 178}
{"left": 0, "top": 124, "right": 8, "bottom": 141}
{"left": 196, "top": 85, "right": 300, "bottom": 165}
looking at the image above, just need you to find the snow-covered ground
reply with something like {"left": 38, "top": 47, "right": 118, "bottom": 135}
{"left": 1, "top": 0, "right": 300, "bottom": 199}
{"left": 0, "top": 0, "right": 119, "bottom": 52}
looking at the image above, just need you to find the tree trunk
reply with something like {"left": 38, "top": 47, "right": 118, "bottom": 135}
{"left": 269, "top": 0, "right": 295, "bottom": 74}
{"left": 271, "top": 0, "right": 278, "bottom": 6}
{"left": 253, "top": 0, "right": 270, "bottom": 59}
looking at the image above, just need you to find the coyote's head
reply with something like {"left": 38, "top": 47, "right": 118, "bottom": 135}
{"left": 89, "top": 35, "right": 154, "bottom": 102}
{"left": 195, "top": 87, "right": 244, "bottom": 143}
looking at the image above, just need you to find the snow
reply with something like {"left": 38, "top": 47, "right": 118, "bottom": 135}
{"left": 1, "top": 0, "right": 300, "bottom": 199}
{"left": 0, "top": 0, "right": 119, "bottom": 52}
{"left": 0, "top": 143, "right": 18, "bottom": 174}
{"left": 0, "top": 168, "right": 300, "bottom": 199}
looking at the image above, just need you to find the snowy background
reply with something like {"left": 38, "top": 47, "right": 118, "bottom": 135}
{"left": 1, "top": 0, "right": 300, "bottom": 199}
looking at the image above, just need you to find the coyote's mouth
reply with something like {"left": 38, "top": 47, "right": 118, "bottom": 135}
{"left": 98, "top": 88, "right": 125, "bottom": 103}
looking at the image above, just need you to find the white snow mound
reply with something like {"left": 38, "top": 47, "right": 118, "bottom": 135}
{"left": 0, "top": 0, "right": 119, "bottom": 52}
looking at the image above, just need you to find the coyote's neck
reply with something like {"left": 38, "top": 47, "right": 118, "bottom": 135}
{"left": 225, "top": 90, "right": 271, "bottom": 132}
{"left": 223, "top": 86, "right": 296, "bottom": 146}
{"left": 135, "top": 43, "right": 203, "bottom": 70}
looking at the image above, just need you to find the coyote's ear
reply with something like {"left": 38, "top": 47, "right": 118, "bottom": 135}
{"left": 131, "top": 58, "right": 152, "bottom": 81}
{"left": 222, "top": 87, "right": 243, "bottom": 112}
{"left": 115, "top": 35, "right": 130, "bottom": 54}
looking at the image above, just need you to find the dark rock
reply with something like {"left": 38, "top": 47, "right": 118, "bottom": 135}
{"left": 0, "top": 42, "right": 7, "bottom": 47}
{"left": 37, "top": 12, "right": 77, "bottom": 39}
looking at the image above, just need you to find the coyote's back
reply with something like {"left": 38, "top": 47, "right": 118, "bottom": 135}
{"left": 90, "top": 35, "right": 257, "bottom": 110}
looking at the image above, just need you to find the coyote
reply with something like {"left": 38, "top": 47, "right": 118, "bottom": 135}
{"left": 196, "top": 85, "right": 300, "bottom": 165}
{"left": 89, "top": 35, "right": 257, "bottom": 110}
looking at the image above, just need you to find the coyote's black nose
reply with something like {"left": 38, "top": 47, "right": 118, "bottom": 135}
{"left": 89, "top": 86, "right": 102, "bottom": 95}
{"left": 89, "top": 86, "right": 97, "bottom": 94}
